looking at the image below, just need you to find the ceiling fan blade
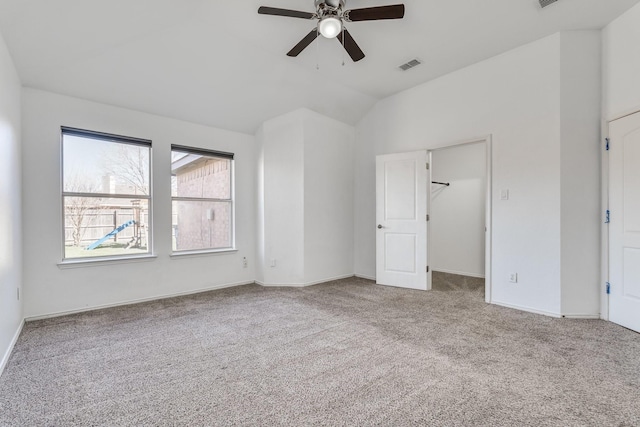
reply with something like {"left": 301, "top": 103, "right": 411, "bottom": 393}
{"left": 258, "top": 6, "right": 315, "bottom": 19}
{"left": 337, "top": 29, "right": 365, "bottom": 62}
{"left": 345, "top": 4, "right": 405, "bottom": 22}
{"left": 287, "top": 29, "right": 319, "bottom": 57}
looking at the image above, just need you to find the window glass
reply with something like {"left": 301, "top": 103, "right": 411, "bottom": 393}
{"left": 63, "top": 136, "right": 149, "bottom": 195}
{"left": 62, "top": 129, "right": 151, "bottom": 260}
{"left": 171, "top": 148, "right": 234, "bottom": 252}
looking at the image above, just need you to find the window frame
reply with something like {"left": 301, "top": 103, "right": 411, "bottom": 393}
{"left": 170, "top": 144, "right": 236, "bottom": 255}
{"left": 60, "top": 126, "right": 153, "bottom": 263}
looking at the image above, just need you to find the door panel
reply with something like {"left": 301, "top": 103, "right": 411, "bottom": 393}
{"left": 609, "top": 112, "right": 640, "bottom": 332}
{"left": 385, "top": 160, "right": 417, "bottom": 220}
{"left": 624, "top": 137, "right": 640, "bottom": 232}
{"left": 385, "top": 233, "right": 417, "bottom": 273}
{"left": 623, "top": 249, "right": 640, "bottom": 300}
{"left": 376, "top": 151, "right": 427, "bottom": 290}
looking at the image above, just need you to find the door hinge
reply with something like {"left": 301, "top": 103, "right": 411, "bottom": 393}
{"left": 426, "top": 214, "right": 430, "bottom": 221}
{"left": 426, "top": 266, "right": 429, "bottom": 273}
{"left": 605, "top": 210, "right": 611, "bottom": 224}
{"left": 606, "top": 282, "right": 611, "bottom": 295}
{"left": 605, "top": 138, "right": 610, "bottom": 151}
{"left": 426, "top": 162, "right": 429, "bottom": 170}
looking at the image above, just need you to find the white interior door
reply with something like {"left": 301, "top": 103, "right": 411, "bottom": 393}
{"left": 376, "top": 151, "right": 428, "bottom": 290}
{"left": 609, "top": 111, "right": 640, "bottom": 333}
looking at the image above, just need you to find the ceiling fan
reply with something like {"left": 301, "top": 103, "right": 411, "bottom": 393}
{"left": 258, "top": 0, "right": 405, "bottom": 62}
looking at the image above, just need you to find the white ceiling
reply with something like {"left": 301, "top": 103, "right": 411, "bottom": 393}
{"left": 0, "top": 0, "right": 638, "bottom": 134}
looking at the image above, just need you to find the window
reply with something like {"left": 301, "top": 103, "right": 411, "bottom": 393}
{"left": 61, "top": 127, "right": 151, "bottom": 260}
{"left": 171, "top": 145, "right": 234, "bottom": 253}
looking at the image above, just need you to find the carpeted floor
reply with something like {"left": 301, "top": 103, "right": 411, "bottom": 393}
{"left": 1, "top": 274, "right": 639, "bottom": 426}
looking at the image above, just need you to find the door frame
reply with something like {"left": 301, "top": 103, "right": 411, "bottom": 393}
{"left": 427, "top": 135, "right": 493, "bottom": 303}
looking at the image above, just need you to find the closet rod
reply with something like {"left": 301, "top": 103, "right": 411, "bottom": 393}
{"left": 432, "top": 181, "right": 450, "bottom": 186}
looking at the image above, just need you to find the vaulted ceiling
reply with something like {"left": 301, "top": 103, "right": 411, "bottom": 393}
{"left": 0, "top": 0, "right": 638, "bottom": 134}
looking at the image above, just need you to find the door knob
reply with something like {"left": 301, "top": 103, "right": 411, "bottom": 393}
{"left": 378, "top": 224, "right": 383, "bottom": 229}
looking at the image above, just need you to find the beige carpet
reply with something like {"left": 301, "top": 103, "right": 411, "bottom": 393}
{"left": 1, "top": 274, "right": 639, "bottom": 426}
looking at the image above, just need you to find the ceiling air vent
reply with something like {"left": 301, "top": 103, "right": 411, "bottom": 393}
{"left": 399, "top": 59, "right": 422, "bottom": 71}
{"left": 539, "top": 0, "right": 559, "bottom": 8}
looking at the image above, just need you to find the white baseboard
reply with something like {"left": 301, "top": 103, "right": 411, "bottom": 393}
{"left": 26, "top": 280, "right": 255, "bottom": 322}
{"left": 560, "top": 313, "right": 601, "bottom": 319}
{"left": 355, "top": 274, "right": 376, "bottom": 281}
{"left": 492, "top": 300, "right": 600, "bottom": 319}
{"left": 256, "top": 281, "right": 308, "bottom": 288}
{"left": 491, "top": 300, "right": 562, "bottom": 318}
{"left": 0, "top": 319, "right": 24, "bottom": 378}
{"left": 305, "top": 274, "right": 354, "bottom": 286}
{"left": 432, "top": 268, "right": 485, "bottom": 279}
{"left": 257, "top": 274, "right": 355, "bottom": 288}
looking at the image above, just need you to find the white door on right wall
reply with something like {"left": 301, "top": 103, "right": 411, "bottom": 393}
{"left": 609, "top": 111, "right": 640, "bottom": 333}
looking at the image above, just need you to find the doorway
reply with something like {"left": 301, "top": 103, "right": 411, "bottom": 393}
{"left": 375, "top": 137, "right": 492, "bottom": 301}
{"left": 428, "top": 139, "right": 490, "bottom": 299}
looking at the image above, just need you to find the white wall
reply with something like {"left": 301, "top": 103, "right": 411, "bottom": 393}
{"left": 21, "top": 89, "right": 257, "bottom": 318}
{"left": 0, "top": 31, "right": 22, "bottom": 372}
{"left": 258, "top": 108, "right": 355, "bottom": 286}
{"left": 559, "top": 31, "right": 602, "bottom": 316}
{"left": 356, "top": 34, "right": 563, "bottom": 315}
{"left": 431, "top": 142, "right": 486, "bottom": 278}
{"left": 303, "top": 110, "right": 354, "bottom": 284}
{"left": 258, "top": 110, "right": 305, "bottom": 285}
{"left": 355, "top": 32, "right": 602, "bottom": 317}
{"left": 255, "top": 125, "right": 266, "bottom": 286}
{"left": 603, "top": 2, "right": 640, "bottom": 121}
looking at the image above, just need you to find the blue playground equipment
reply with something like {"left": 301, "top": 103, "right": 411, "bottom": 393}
{"left": 86, "top": 220, "right": 136, "bottom": 250}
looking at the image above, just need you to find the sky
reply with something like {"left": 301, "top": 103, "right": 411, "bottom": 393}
{"left": 63, "top": 134, "right": 149, "bottom": 194}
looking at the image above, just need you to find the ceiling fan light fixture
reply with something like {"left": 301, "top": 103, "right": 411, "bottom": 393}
{"left": 319, "top": 17, "right": 342, "bottom": 38}
{"left": 258, "top": 1, "right": 406, "bottom": 61}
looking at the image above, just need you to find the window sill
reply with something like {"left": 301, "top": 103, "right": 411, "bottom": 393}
{"left": 58, "top": 254, "right": 157, "bottom": 269}
{"left": 170, "top": 248, "right": 238, "bottom": 259}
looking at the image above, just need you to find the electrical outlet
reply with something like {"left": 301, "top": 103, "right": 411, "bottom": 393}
{"left": 501, "top": 189, "right": 510, "bottom": 200}
{"left": 509, "top": 273, "right": 518, "bottom": 283}
{"left": 242, "top": 257, "right": 248, "bottom": 268}
{"left": 270, "top": 259, "right": 276, "bottom": 268}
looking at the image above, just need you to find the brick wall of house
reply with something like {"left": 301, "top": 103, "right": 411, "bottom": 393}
{"left": 174, "top": 158, "right": 231, "bottom": 251}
